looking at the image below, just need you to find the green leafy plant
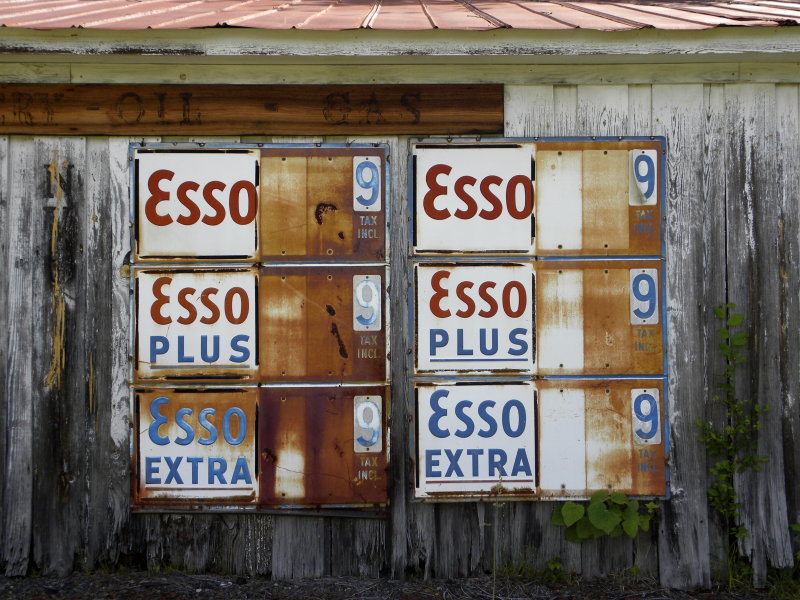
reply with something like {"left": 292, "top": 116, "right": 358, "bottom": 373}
{"left": 695, "top": 304, "right": 768, "bottom": 588}
{"left": 551, "top": 491, "right": 658, "bottom": 543}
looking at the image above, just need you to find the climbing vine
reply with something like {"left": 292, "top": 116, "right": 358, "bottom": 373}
{"left": 696, "top": 303, "right": 768, "bottom": 587}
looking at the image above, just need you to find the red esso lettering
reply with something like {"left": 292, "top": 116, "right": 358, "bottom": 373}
{"left": 422, "top": 164, "right": 533, "bottom": 221}
{"left": 429, "top": 271, "right": 527, "bottom": 319}
{"left": 149, "top": 277, "right": 250, "bottom": 325}
{"left": 144, "top": 170, "right": 257, "bottom": 226}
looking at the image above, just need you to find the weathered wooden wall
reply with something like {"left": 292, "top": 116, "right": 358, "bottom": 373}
{"left": 1, "top": 81, "right": 798, "bottom": 588}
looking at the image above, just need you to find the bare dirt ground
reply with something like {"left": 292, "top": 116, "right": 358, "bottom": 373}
{"left": 0, "top": 571, "right": 775, "bottom": 600}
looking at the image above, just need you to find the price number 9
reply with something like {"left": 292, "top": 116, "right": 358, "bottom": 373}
{"left": 353, "top": 275, "right": 382, "bottom": 331}
{"left": 631, "top": 389, "right": 661, "bottom": 444}
{"left": 353, "top": 157, "right": 381, "bottom": 211}
{"left": 629, "top": 149, "right": 658, "bottom": 206}
{"left": 354, "top": 396, "right": 382, "bottom": 452}
{"left": 630, "top": 269, "right": 659, "bottom": 325}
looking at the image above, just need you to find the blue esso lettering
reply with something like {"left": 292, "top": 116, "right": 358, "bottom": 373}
{"left": 425, "top": 390, "right": 532, "bottom": 478}
{"left": 148, "top": 334, "right": 251, "bottom": 364}
{"left": 145, "top": 396, "right": 252, "bottom": 486}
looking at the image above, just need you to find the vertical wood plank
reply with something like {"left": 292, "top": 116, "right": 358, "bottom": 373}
{"left": 108, "top": 137, "right": 139, "bottom": 567}
{"left": 30, "top": 137, "right": 88, "bottom": 575}
{"left": 330, "top": 518, "right": 385, "bottom": 577}
{"left": 775, "top": 84, "right": 800, "bottom": 558}
{"left": 504, "top": 85, "right": 555, "bottom": 137}
{"left": 0, "top": 135, "right": 7, "bottom": 560}
{"left": 272, "top": 516, "right": 330, "bottom": 578}
{"left": 653, "top": 83, "right": 711, "bottom": 589}
{"left": 553, "top": 86, "right": 578, "bottom": 137}
{"left": 725, "top": 83, "right": 793, "bottom": 585}
{"left": 702, "top": 84, "right": 731, "bottom": 580}
{"left": 432, "top": 504, "right": 482, "bottom": 577}
{"left": 1, "top": 137, "right": 37, "bottom": 576}
{"left": 628, "top": 85, "right": 652, "bottom": 133}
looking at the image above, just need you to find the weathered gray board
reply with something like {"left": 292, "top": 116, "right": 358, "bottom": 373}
{"left": 1, "top": 82, "right": 799, "bottom": 587}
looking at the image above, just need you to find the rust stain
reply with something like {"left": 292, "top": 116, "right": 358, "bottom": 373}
{"left": 45, "top": 154, "right": 66, "bottom": 391}
{"left": 325, "top": 304, "right": 336, "bottom": 316}
{"left": 330, "top": 322, "right": 349, "bottom": 359}
{"left": 314, "top": 202, "right": 338, "bottom": 225}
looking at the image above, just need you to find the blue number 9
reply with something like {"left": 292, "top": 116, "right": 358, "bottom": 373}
{"left": 634, "top": 154, "right": 655, "bottom": 200}
{"left": 356, "top": 400, "right": 381, "bottom": 447}
{"left": 632, "top": 273, "right": 656, "bottom": 319}
{"left": 355, "top": 279, "right": 380, "bottom": 327}
{"left": 355, "top": 160, "right": 380, "bottom": 207}
{"left": 633, "top": 393, "right": 658, "bottom": 440}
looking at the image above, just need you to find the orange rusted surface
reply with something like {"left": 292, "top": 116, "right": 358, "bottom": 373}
{"left": 260, "top": 147, "right": 386, "bottom": 263}
{"left": 535, "top": 260, "right": 664, "bottom": 376}
{"left": 133, "top": 388, "right": 259, "bottom": 507}
{"left": 259, "top": 386, "right": 388, "bottom": 506}
{"left": 533, "top": 139, "right": 663, "bottom": 257}
{"left": 0, "top": 0, "right": 797, "bottom": 30}
{"left": 259, "top": 265, "right": 386, "bottom": 383}
{"left": 536, "top": 379, "right": 666, "bottom": 498}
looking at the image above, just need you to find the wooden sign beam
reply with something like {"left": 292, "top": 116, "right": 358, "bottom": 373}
{"left": 0, "top": 84, "right": 503, "bottom": 135}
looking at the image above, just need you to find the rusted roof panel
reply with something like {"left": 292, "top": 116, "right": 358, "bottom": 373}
{"left": 0, "top": 0, "right": 797, "bottom": 31}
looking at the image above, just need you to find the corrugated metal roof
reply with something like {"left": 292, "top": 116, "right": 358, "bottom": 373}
{"left": 0, "top": 0, "right": 798, "bottom": 31}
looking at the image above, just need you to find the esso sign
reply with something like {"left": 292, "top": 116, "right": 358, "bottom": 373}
{"left": 136, "top": 150, "right": 259, "bottom": 259}
{"left": 416, "top": 264, "right": 534, "bottom": 373}
{"left": 136, "top": 270, "right": 258, "bottom": 379}
{"left": 414, "top": 145, "right": 534, "bottom": 253}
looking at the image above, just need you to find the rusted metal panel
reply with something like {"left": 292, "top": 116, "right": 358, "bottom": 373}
{"left": 414, "top": 263, "right": 534, "bottom": 373}
{"left": 260, "top": 147, "right": 386, "bottom": 262}
{"left": 535, "top": 260, "right": 664, "bottom": 375}
{"left": 414, "top": 381, "right": 536, "bottom": 499}
{"left": 133, "top": 388, "right": 259, "bottom": 507}
{"left": 537, "top": 379, "right": 666, "bottom": 498}
{"left": 134, "top": 148, "right": 260, "bottom": 262}
{"left": 412, "top": 143, "right": 536, "bottom": 255}
{"left": 2, "top": 0, "right": 797, "bottom": 30}
{"left": 259, "top": 386, "right": 388, "bottom": 506}
{"left": 134, "top": 268, "right": 259, "bottom": 382}
{"left": 533, "top": 139, "right": 664, "bottom": 257}
{"left": 259, "top": 265, "right": 386, "bottom": 383}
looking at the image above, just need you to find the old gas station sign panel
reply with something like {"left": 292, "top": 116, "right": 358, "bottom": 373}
{"left": 259, "top": 266, "right": 386, "bottom": 383}
{"left": 260, "top": 147, "right": 386, "bottom": 262}
{"left": 415, "top": 263, "right": 534, "bottom": 373}
{"left": 131, "top": 143, "right": 389, "bottom": 511}
{"left": 135, "top": 150, "right": 260, "bottom": 261}
{"left": 259, "top": 386, "right": 388, "bottom": 506}
{"left": 535, "top": 260, "right": 664, "bottom": 376}
{"left": 134, "top": 388, "right": 258, "bottom": 506}
{"left": 537, "top": 379, "right": 666, "bottom": 497}
{"left": 412, "top": 139, "right": 664, "bottom": 256}
{"left": 415, "top": 382, "right": 536, "bottom": 498}
{"left": 135, "top": 269, "right": 259, "bottom": 382}
{"left": 410, "top": 138, "right": 667, "bottom": 501}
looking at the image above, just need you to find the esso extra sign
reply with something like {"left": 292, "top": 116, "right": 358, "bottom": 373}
{"left": 136, "top": 269, "right": 258, "bottom": 380}
{"left": 413, "top": 144, "right": 534, "bottom": 253}
{"left": 416, "top": 383, "right": 536, "bottom": 496}
{"left": 416, "top": 264, "right": 534, "bottom": 372}
{"left": 136, "top": 150, "right": 259, "bottom": 259}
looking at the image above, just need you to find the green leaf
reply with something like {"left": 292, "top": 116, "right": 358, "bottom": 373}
{"left": 609, "top": 491, "right": 628, "bottom": 505}
{"left": 789, "top": 523, "right": 800, "bottom": 532}
{"left": 623, "top": 500, "right": 640, "bottom": 520}
{"left": 590, "top": 490, "right": 609, "bottom": 505}
{"left": 727, "top": 314, "right": 744, "bottom": 326}
{"left": 731, "top": 332, "right": 748, "bottom": 346}
{"left": 576, "top": 517, "right": 595, "bottom": 540}
{"left": 622, "top": 517, "right": 639, "bottom": 538}
{"left": 714, "top": 307, "right": 726, "bottom": 319}
{"left": 645, "top": 502, "right": 659, "bottom": 512}
{"left": 588, "top": 501, "right": 621, "bottom": 534}
{"left": 565, "top": 524, "right": 581, "bottom": 544}
{"left": 561, "top": 502, "right": 585, "bottom": 527}
{"left": 718, "top": 327, "right": 729, "bottom": 339}
{"left": 551, "top": 506, "right": 566, "bottom": 527}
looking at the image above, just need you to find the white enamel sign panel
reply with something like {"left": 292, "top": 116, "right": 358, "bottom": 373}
{"left": 415, "top": 264, "right": 534, "bottom": 373}
{"left": 416, "top": 383, "right": 536, "bottom": 497}
{"left": 136, "top": 150, "right": 259, "bottom": 260}
{"left": 135, "top": 269, "right": 258, "bottom": 380}
{"left": 413, "top": 144, "right": 535, "bottom": 253}
{"left": 136, "top": 389, "right": 258, "bottom": 503}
